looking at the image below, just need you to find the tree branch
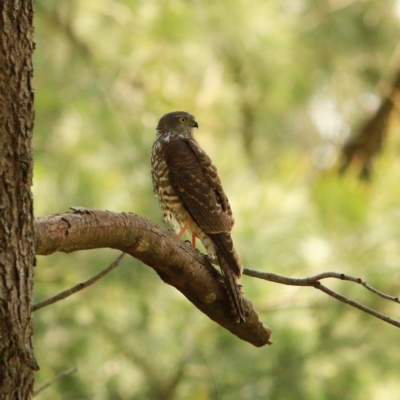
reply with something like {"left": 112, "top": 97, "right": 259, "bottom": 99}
{"left": 244, "top": 269, "right": 400, "bottom": 328}
{"left": 33, "top": 253, "right": 125, "bottom": 311}
{"left": 33, "top": 367, "right": 77, "bottom": 397}
{"left": 339, "top": 61, "right": 400, "bottom": 180}
{"left": 34, "top": 208, "right": 272, "bottom": 347}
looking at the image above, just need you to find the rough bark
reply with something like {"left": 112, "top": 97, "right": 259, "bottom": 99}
{"left": 0, "top": 0, "right": 37, "bottom": 398}
{"left": 34, "top": 209, "right": 272, "bottom": 347}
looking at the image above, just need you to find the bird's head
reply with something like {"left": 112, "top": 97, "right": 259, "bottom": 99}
{"left": 156, "top": 111, "right": 198, "bottom": 138}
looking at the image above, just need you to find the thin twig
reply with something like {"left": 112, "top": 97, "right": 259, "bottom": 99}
{"left": 33, "top": 253, "right": 125, "bottom": 311}
{"left": 33, "top": 367, "right": 78, "bottom": 396}
{"left": 244, "top": 269, "right": 400, "bottom": 303}
{"left": 362, "top": 280, "right": 400, "bottom": 302}
{"left": 316, "top": 282, "right": 400, "bottom": 328}
{"left": 243, "top": 268, "right": 400, "bottom": 328}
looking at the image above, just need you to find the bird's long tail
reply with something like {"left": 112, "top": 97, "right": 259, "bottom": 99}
{"left": 208, "top": 233, "right": 245, "bottom": 323}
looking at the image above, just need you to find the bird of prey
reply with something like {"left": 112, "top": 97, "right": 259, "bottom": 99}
{"left": 151, "top": 111, "right": 245, "bottom": 323}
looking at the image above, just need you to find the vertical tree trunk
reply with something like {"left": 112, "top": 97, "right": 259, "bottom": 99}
{"left": 0, "top": 0, "right": 37, "bottom": 398}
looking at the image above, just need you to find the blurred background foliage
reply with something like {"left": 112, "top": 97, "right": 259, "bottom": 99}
{"left": 32, "top": 0, "right": 400, "bottom": 398}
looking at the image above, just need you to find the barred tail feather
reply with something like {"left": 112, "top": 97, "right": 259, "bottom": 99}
{"left": 208, "top": 233, "right": 245, "bottom": 323}
{"left": 218, "top": 256, "right": 246, "bottom": 323}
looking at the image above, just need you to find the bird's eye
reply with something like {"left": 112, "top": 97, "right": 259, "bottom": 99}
{"left": 179, "top": 117, "right": 187, "bottom": 123}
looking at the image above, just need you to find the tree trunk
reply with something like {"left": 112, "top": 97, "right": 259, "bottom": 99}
{"left": 0, "top": 1, "right": 37, "bottom": 398}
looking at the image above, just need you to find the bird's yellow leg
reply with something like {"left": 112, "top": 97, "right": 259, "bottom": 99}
{"left": 192, "top": 232, "right": 197, "bottom": 248}
{"left": 177, "top": 219, "right": 192, "bottom": 238}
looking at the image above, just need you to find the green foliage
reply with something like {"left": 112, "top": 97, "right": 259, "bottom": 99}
{"left": 33, "top": 0, "right": 400, "bottom": 398}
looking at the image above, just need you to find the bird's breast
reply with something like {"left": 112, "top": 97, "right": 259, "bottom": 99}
{"left": 151, "top": 142, "right": 187, "bottom": 228}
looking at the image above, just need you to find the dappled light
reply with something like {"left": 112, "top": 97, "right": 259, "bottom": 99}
{"left": 32, "top": 1, "right": 400, "bottom": 399}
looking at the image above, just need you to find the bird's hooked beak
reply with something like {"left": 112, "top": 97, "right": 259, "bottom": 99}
{"left": 190, "top": 119, "right": 199, "bottom": 129}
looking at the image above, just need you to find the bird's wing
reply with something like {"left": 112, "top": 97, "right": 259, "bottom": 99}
{"left": 164, "top": 138, "right": 234, "bottom": 233}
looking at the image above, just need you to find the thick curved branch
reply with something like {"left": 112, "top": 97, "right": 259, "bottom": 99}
{"left": 34, "top": 208, "right": 272, "bottom": 347}
{"left": 244, "top": 269, "right": 400, "bottom": 328}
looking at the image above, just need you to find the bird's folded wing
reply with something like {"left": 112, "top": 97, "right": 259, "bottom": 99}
{"left": 164, "top": 139, "right": 234, "bottom": 233}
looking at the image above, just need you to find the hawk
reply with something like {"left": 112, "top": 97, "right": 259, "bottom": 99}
{"left": 151, "top": 111, "right": 245, "bottom": 323}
